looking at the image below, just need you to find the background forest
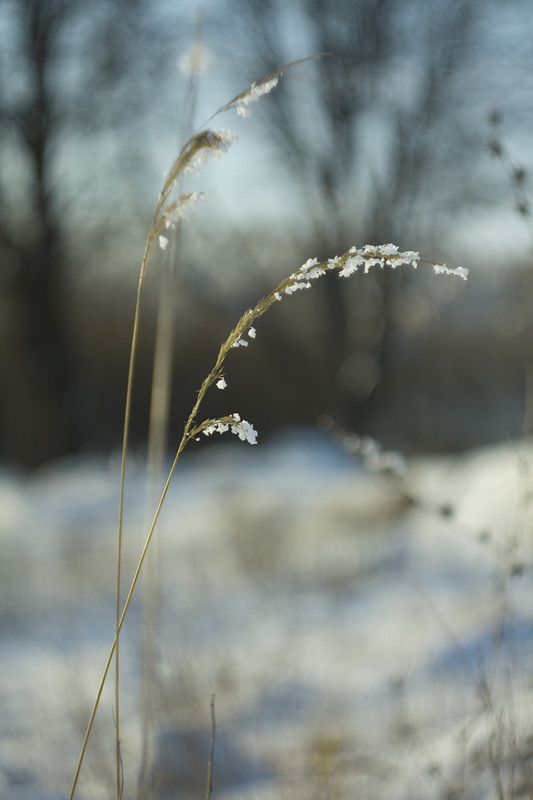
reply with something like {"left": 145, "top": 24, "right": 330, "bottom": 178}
{"left": 1, "top": 0, "right": 532, "bottom": 468}
{"left": 4, "top": 4, "right": 533, "bottom": 799}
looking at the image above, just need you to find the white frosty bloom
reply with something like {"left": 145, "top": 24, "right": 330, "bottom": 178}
{"left": 230, "top": 413, "right": 258, "bottom": 445}
{"left": 203, "top": 421, "right": 229, "bottom": 437}
{"left": 216, "top": 378, "right": 227, "bottom": 390}
{"left": 378, "top": 243, "right": 399, "bottom": 256}
{"left": 285, "top": 281, "right": 311, "bottom": 295}
{"left": 231, "top": 337, "right": 249, "bottom": 348}
{"left": 159, "top": 235, "right": 169, "bottom": 250}
{"left": 334, "top": 245, "right": 422, "bottom": 278}
{"left": 339, "top": 253, "right": 364, "bottom": 277}
{"left": 304, "top": 266, "right": 326, "bottom": 281}
{"left": 165, "top": 192, "right": 208, "bottom": 228}
{"left": 433, "top": 264, "right": 469, "bottom": 280}
{"left": 202, "top": 414, "right": 257, "bottom": 445}
{"left": 286, "top": 258, "right": 327, "bottom": 290}
{"left": 185, "top": 130, "right": 238, "bottom": 175}
{"left": 235, "top": 77, "right": 279, "bottom": 117}
{"left": 207, "top": 129, "right": 238, "bottom": 155}
{"left": 300, "top": 257, "right": 319, "bottom": 273}
{"left": 364, "top": 258, "right": 382, "bottom": 273}
{"left": 401, "top": 251, "right": 420, "bottom": 267}
{"left": 248, "top": 327, "right": 256, "bottom": 338}
{"left": 327, "top": 255, "right": 342, "bottom": 270}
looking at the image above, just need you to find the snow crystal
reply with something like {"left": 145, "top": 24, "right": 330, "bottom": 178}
{"left": 379, "top": 243, "right": 400, "bottom": 256}
{"left": 203, "top": 421, "right": 229, "bottom": 437}
{"left": 300, "top": 257, "right": 319, "bottom": 273}
{"left": 235, "top": 77, "right": 279, "bottom": 117}
{"left": 231, "top": 416, "right": 258, "bottom": 445}
{"left": 165, "top": 192, "right": 208, "bottom": 228}
{"left": 201, "top": 414, "right": 257, "bottom": 445}
{"left": 285, "top": 281, "right": 311, "bottom": 295}
{"left": 304, "top": 266, "right": 325, "bottom": 281}
{"left": 339, "top": 255, "right": 363, "bottom": 277}
{"left": 185, "top": 130, "right": 238, "bottom": 174}
{"left": 433, "top": 264, "right": 469, "bottom": 280}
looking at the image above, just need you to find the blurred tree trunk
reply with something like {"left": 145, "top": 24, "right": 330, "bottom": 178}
{"left": 0, "top": 0, "right": 183, "bottom": 467}
{"left": 0, "top": 0, "right": 75, "bottom": 467}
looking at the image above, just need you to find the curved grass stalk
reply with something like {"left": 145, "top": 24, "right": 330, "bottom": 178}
{"left": 69, "top": 53, "right": 468, "bottom": 799}
{"left": 69, "top": 240, "right": 466, "bottom": 799}
{"left": 108, "top": 58, "right": 316, "bottom": 800}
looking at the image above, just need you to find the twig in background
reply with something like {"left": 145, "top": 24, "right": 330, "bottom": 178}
{"left": 205, "top": 695, "right": 216, "bottom": 800}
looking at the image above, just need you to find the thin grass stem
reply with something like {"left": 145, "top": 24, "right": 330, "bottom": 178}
{"left": 70, "top": 53, "right": 468, "bottom": 798}
{"left": 71, "top": 245, "right": 465, "bottom": 799}
{"left": 114, "top": 228, "right": 158, "bottom": 798}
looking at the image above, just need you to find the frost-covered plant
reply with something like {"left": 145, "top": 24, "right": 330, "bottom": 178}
{"left": 184, "top": 244, "right": 465, "bottom": 451}
{"left": 69, "top": 59, "right": 468, "bottom": 800}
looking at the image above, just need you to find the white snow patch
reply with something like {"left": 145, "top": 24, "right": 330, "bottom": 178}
{"left": 1, "top": 432, "right": 532, "bottom": 798}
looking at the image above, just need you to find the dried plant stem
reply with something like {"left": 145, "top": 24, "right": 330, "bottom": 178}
{"left": 70, "top": 241, "right": 465, "bottom": 799}
{"left": 69, "top": 54, "right": 467, "bottom": 798}
{"left": 70, "top": 257, "right": 310, "bottom": 800}
{"left": 137, "top": 248, "right": 177, "bottom": 792}
{"left": 70, "top": 436, "right": 185, "bottom": 800}
{"left": 70, "top": 56, "right": 329, "bottom": 800}
{"left": 115, "top": 267, "right": 141, "bottom": 799}
{"left": 72, "top": 261, "right": 222, "bottom": 798}
{"left": 205, "top": 695, "right": 216, "bottom": 800}
{"left": 109, "top": 92, "right": 236, "bottom": 800}
{"left": 114, "top": 218, "right": 162, "bottom": 799}
{"left": 137, "top": 47, "right": 199, "bottom": 787}
{"left": 112, "top": 65, "right": 319, "bottom": 786}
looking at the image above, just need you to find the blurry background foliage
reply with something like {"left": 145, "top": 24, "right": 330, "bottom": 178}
{"left": 0, "top": 0, "right": 532, "bottom": 468}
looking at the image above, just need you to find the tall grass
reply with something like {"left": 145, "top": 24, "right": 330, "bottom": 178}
{"left": 68, "top": 59, "right": 468, "bottom": 800}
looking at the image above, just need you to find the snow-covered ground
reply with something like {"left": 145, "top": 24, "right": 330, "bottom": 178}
{"left": 1, "top": 429, "right": 533, "bottom": 799}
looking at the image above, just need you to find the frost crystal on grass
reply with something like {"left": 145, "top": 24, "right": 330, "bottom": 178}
{"left": 401, "top": 251, "right": 420, "bottom": 267}
{"left": 338, "top": 253, "right": 364, "bottom": 277}
{"left": 230, "top": 414, "right": 258, "bottom": 444}
{"left": 331, "top": 245, "right": 421, "bottom": 277}
{"left": 235, "top": 77, "right": 279, "bottom": 116}
{"left": 378, "top": 243, "right": 399, "bottom": 256}
{"left": 202, "top": 413, "right": 258, "bottom": 445}
{"left": 300, "top": 257, "right": 319, "bottom": 273}
{"left": 304, "top": 266, "right": 326, "bottom": 281}
{"left": 207, "top": 129, "right": 238, "bottom": 155}
{"left": 193, "top": 243, "right": 466, "bottom": 464}
{"left": 184, "top": 130, "right": 238, "bottom": 175}
{"left": 277, "top": 244, "right": 440, "bottom": 294}
{"left": 203, "top": 421, "right": 229, "bottom": 437}
{"left": 285, "top": 281, "right": 311, "bottom": 294}
{"left": 159, "top": 235, "right": 169, "bottom": 250}
{"left": 165, "top": 192, "right": 208, "bottom": 228}
{"left": 433, "top": 264, "right": 469, "bottom": 280}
